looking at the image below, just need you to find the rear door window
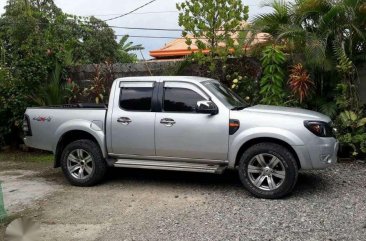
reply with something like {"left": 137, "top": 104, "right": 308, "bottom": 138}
{"left": 119, "top": 82, "right": 155, "bottom": 111}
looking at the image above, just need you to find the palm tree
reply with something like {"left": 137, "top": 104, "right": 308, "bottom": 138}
{"left": 254, "top": 0, "right": 365, "bottom": 66}
{"left": 253, "top": 0, "right": 365, "bottom": 113}
{"left": 253, "top": 0, "right": 292, "bottom": 36}
{"left": 117, "top": 35, "right": 144, "bottom": 63}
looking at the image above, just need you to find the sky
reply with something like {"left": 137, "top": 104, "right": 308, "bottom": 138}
{"left": 0, "top": 0, "right": 273, "bottom": 59}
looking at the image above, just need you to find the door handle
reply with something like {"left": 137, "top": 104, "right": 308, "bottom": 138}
{"left": 160, "top": 118, "right": 175, "bottom": 127}
{"left": 117, "top": 117, "right": 132, "bottom": 125}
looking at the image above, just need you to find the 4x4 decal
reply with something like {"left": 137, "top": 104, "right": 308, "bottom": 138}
{"left": 33, "top": 116, "right": 52, "bottom": 122}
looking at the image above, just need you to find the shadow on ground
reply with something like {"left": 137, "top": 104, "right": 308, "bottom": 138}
{"left": 102, "top": 167, "right": 329, "bottom": 198}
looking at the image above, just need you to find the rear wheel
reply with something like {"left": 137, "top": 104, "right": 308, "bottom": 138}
{"left": 238, "top": 142, "right": 298, "bottom": 199}
{"left": 61, "top": 139, "right": 107, "bottom": 186}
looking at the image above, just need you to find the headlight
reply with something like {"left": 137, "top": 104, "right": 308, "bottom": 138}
{"left": 304, "top": 121, "right": 334, "bottom": 137}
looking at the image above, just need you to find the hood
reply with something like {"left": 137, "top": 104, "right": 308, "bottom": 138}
{"left": 243, "top": 105, "right": 331, "bottom": 122}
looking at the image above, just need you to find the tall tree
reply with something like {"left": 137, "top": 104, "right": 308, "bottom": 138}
{"left": 76, "top": 16, "right": 120, "bottom": 64}
{"left": 0, "top": 0, "right": 144, "bottom": 147}
{"left": 177, "top": 0, "right": 249, "bottom": 71}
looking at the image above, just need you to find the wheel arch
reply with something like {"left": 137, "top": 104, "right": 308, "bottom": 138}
{"left": 54, "top": 130, "right": 104, "bottom": 168}
{"left": 233, "top": 137, "right": 301, "bottom": 169}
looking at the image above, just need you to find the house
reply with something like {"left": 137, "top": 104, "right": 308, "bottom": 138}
{"left": 149, "top": 32, "right": 270, "bottom": 59}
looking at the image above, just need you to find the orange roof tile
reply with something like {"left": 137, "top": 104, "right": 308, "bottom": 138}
{"left": 149, "top": 32, "right": 270, "bottom": 58}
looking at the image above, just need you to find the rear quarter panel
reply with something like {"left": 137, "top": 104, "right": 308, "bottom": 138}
{"left": 24, "top": 108, "right": 107, "bottom": 155}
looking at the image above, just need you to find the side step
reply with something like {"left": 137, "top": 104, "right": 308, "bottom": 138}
{"left": 114, "top": 159, "right": 226, "bottom": 174}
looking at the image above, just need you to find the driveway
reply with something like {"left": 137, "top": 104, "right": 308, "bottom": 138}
{"left": 0, "top": 152, "right": 366, "bottom": 240}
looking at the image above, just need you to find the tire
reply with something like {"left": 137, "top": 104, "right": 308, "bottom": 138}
{"left": 60, "top": 139, "right": 107, "bottom": 186}
{"left": 238, "top": 142, "right": 298, "bottom": 199}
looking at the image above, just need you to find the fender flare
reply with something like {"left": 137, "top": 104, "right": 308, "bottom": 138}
{"left": 53, "top": 119, "right": 106, "bottom": 158}
{"left": 228, "top": 127, "right": 305, "bottom": 168}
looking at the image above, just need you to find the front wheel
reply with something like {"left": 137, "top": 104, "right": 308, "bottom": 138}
{"left": 61, "top": 139, "right": 107, "bottom": 186}
{"left": 238, "top": 142, "right": 298, "bottom": 199}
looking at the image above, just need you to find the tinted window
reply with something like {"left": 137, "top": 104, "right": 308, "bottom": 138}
{"left": 164, "top": 88, "right": 205, "bottom": 112}
{"left": 120, "top": 87, "right": 153, "bottom": 111}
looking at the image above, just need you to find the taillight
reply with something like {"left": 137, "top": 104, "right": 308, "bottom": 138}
{"left": 23, "top": 114, "right": 32, "bottom": 136}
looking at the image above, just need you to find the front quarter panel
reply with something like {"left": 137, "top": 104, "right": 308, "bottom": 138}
{"left": 228, "top": 110, "right": 316, "bottom": 169}
{"left": 228, "top": 126, "right": 305, "bottom": 168}
{"left": 228, "top": 108, "right": 337, "bottom": 170}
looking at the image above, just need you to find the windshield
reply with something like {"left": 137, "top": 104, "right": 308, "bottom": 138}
{"left": 202, "top": 80, "right": 248, "bottom": 110}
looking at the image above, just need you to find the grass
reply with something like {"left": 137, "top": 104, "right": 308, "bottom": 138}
{"left": 0, "top": 150, "right": 53, "bottom": 171}
{"left": 0, "top": 151, "right": 53, "bottom": 163}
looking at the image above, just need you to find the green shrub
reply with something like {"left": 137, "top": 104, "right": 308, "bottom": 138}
{"left": 259, "top": 45, "right": 287, "bottom": 105}
{"left": 229, "top": 73, "right": 260, "bottom": 105}
{"left": 336, "top": 110, "right": 366, "bottom": 156}
{"left": 0, "top": 67, "right": 29, "bottom": 147}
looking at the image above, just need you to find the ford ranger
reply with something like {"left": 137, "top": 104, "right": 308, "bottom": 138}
{"left": 23, "top": 76, "right": 338, "bottom": 199}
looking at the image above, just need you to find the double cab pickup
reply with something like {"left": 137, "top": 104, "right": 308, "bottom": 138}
{"left": 24, "top": 76, "right": 338, "bottom": 198}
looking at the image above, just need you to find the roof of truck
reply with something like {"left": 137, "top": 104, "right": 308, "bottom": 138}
{"left": 115, "top": 76, "right": 216, "bottom": 83}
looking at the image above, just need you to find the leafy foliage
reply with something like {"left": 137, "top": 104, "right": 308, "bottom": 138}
{"left": 0, "top": 0, "right": 143, "bottom": 147}
{"left": 116, "top": 35, "right": 144, "bottom": 63}
{"left": 75, "top": 16, "right": 120, "bottom": 64}
{"left": 229, "top": 72, "right": 260, "bottom": 105}
{"left": 259, "top": 45, "right": 286, "bottom": 105}
{"left": 31, "top": 63, "right": 79, "bottom": 106}
{"left": 336, "top": 110, "right": 366, "bottom": 156}
{"left": 0, "top": 67, "right": 28, "bottom": 146}
{"left": 177, "top": 0, "right": 249, "bottom": 73}
{"left": 253, "top": 0, "right": 366, "bottom": 107}
{"left": 333, "top": 45, "right": 360, "bottom": 110}
{"left": 332, "top": 44, "right": 366, "bottom": 156}
{"left": 82, "top": 65, "right": 108, "bottom": 104}
{"left": 288, "top": 63, "right": 313, "bottom": 103}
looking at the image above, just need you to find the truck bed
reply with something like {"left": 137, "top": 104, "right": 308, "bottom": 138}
{"left": 24, "top": 105, "right": 107, "bottom": 152}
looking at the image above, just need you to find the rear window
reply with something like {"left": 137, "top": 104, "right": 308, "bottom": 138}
{"left": 119, "top": 87, "right": 153, "bottom": 111}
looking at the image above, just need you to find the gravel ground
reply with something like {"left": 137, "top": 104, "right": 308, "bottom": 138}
{"left": 1, "top": 160, "right": 366, "bottom": 241}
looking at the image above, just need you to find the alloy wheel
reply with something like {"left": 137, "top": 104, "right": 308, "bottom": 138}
{"left": 247, "top": 153, "right": 286, "bottom": 191}
{"left": 67, "top": 149, "right": 94, "bottom": 180}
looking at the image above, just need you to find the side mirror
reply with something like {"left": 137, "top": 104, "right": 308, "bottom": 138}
{"left": 196, "top": 100, "right": 218, "bottom": 115}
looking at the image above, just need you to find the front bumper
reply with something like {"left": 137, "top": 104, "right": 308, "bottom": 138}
{"left": 293, "top": 137, "right": 339, "bottom": 170}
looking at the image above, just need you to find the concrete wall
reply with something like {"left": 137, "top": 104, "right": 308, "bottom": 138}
{"left": 68, "top": 60, "right": 184, "bottom": 88}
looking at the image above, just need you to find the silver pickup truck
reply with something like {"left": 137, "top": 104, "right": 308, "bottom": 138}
{"left": 24, "top": 76, "right": 338, "bottom": 199}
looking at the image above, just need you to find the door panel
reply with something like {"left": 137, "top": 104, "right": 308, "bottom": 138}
{"left": 155, "top": 81, "right": 229, "bottom": 160}
{"left": 155, "top": 112, "right": 229, "bottom": 160}
{"left": 110, "top": 81, "right": 156, "bottom": 156}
